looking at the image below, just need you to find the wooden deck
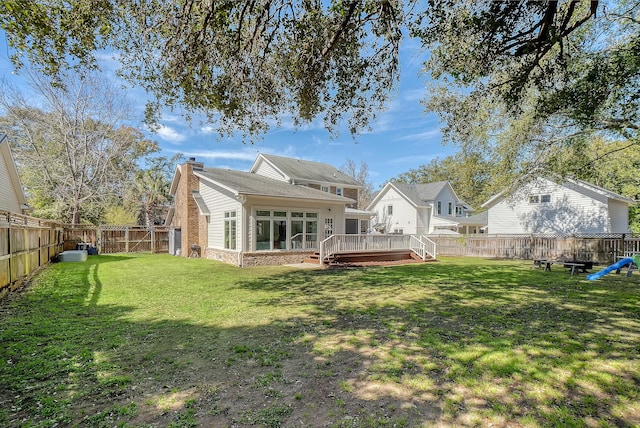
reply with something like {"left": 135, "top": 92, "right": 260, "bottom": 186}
{"left": 304, "top": 249, "right": 435, "bottom": 266}
{"left": 315, "top": 234, "right": 437, "bottom": 266}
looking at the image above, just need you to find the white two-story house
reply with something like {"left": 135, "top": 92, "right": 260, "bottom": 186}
{"left": 366, "top": 181, "right": 485, "bottom": 235}
{"left": 165, "top": 154, "right": 372, "bottom": 266}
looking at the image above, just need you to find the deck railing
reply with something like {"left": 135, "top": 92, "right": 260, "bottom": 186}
{"left": 412, "top": 235, "right": 437, "bottom": 261}
{"left": 319, "top": 234, "right": 437, "bottom": 263}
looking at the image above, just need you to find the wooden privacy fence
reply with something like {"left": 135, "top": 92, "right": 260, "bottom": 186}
{"left": 63, "top": 225, "right": 170, "bottom": 254}
{"left": 431, "top": 233, "right": 640, "bottom": 263}
{"left": 0, "top": 211, "right": 63, "bottom": 296}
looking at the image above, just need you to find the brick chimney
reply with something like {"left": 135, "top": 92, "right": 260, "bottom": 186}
{"left": 176, "top": 158, "right": 205, "bottom": 256}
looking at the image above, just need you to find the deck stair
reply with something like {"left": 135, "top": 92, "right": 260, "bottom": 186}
{"left": 304, "top": 249, "right": 434, "bottom": 265}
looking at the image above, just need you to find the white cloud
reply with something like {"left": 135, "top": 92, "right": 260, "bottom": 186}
{"left": 395, "top": 129, "right": 441, "bottom": 142}
{"left": 200, "top": 125, "right": 216, "bottom": 134}
{"left": 155, "top": 125, "right": 187, "bottom": 143}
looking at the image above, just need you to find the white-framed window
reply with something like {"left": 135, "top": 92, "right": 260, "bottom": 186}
{"left": 224, "top": 211, "right": 236, "bottom": 250}
{"left": 256, "top": 210, "right": 318, "bottom": 251}
{"left": 387, "top": 204, "right": 393, "bottom": 216}
{"left": 437, "top": 201, "right": 442, "bottom": 215}
{"left": 448, "top": 202, "right": 453, "bottom": 215}
{"left": 456, "top": 206, "right": 463, "bottom": 217}
{"left": 393, "top": 228, "right": 403, "bottom": 234}
{"left": 336, "top": 187, "right": 343, "bottom": 196}
{"left": 529, "top": 194, "right": 551, "bottom": 204}
{"left": 321, "top": 185, "right": 329, "bottom": 192}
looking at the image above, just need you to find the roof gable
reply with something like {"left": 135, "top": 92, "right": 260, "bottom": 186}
{"left": 370, "top": 181, "right": 461, "bottom": 208}
{"left": 252, "top": 154, "right": 362, "bottom": 187}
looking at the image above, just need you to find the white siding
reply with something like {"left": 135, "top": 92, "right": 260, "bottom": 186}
{"left": 370, "top": 187, "right": 418, "bottom": 234}
{"left": 433, "top": 187, "right": 458, "bottom": 219}
{"left": 417, "top": 207, "right": 430, "bottom": 235}
{"left": 608, "top": 199, "right": 630, "bottom": 233}
{"left": 199, "top": 182, "right": 243, "bottom": 249}
{"left": 488, "top": 178, "right": 617, "bottom": 234}
{"left": 253, "top": 159, "right": 288, "bottom": 182}
{"left": 0, "top": 152, "right": 21, "bottom": 213}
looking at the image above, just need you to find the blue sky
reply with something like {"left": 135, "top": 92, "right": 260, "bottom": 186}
{"left": 0, "top": 35, "right": 455, "bottom": 190}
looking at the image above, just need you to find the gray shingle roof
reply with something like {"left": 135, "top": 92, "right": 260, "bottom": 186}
{"left": 260, "top": 154, "right": 362, "bottom": 187}
{"left": 456, "top": 211, "right": 488, "bottom": 226}
{"left": 195, "top": 168, "right": 354, "bottom": 203}
{"left": 391, "top": 181, "right": 453, "bottom": 206}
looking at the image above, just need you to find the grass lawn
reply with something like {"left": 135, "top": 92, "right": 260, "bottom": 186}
{"left": 1, "top": 254, "right": 640, "bottom": 427}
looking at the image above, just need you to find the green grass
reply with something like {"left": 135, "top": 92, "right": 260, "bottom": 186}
{"left": 1, "top": 254, "right": 640, "bottom": 427}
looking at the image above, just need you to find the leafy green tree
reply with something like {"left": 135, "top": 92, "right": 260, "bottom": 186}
{"left": 103, "top": 205, "right": 138, "bottom": 225}
{"left": 418, "top": 1, "right": 639, "bottom": 181}
{"left": 128, "top": 155, "right": 182, "bottom": 226}
{"left": 0, "top": 69, "right": 158, "bottom": 225}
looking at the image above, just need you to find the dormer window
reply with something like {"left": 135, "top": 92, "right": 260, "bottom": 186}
{"left": 321, "top": 186, "right": 329, "bottom": 192}
{"left": 336, "top": 187, "right": 343, "bottom": 196}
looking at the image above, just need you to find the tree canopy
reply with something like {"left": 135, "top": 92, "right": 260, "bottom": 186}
{"left": 420, "top": 0, "right": 639, "bottom": 184}
{"left": 1, "top": 1, "right": 637, "bottom": 180}
{"left": 1, "top": 0, "right": 404, "bottom": 138}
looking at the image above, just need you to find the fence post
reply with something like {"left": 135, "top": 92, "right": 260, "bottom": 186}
{"left": 24, "top": 226, "right": 29, "bottom": 278}
{"left": 125, "top": 227, "right": 129, "bottom": 253}
{"left": 7, "top": 213, "right": 11, "bottom": 286}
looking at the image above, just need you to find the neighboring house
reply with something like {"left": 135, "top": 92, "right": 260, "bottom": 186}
{"left": 366, "top": 181, "right": 485, "bottom": 235}
{"left": 165, "top": 156, "right": 371, "bottom": 266}
{"left": 0, "top": 134, "right": 30, "bottom": 215}
{"left": 481, "top": 177, "right": 636, "bottom": 234}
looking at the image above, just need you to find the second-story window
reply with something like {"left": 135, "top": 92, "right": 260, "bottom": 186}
{"left": 387, "top": 205, "right": 393, "bottom": 216}
{"left": 336, "top": 187, "right": 343, "bottom": 196}
{"left": 448, "top": 202, "right": 453, "bottom": 215}
{"left": 456, "top": 206, "right": 463, "bottom": 217}
{"left": 321, "top": 185, "right": 329, "bottom": 192}
{"left": 437, "top": 201, "right": 442, "bottom": 215}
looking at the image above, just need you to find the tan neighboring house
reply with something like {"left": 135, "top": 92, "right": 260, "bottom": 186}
{"left": 0, "top": 134, "right": 30, "bottom": 214}
{"left": 165, "top": 155, "right": 372, "bottom": 266}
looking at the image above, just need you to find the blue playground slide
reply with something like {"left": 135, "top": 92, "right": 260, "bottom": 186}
{"left": 587, "top": 257, "right": 634, "bottom": 280}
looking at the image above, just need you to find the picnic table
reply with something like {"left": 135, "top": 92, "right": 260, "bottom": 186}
{"left": 562, "top": 261, "right": 593, "bottom": 275}
{"left": 532, "top": 258, "right": 553, "bottom": 271}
